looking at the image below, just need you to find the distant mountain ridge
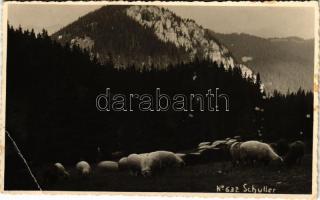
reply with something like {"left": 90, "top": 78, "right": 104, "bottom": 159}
{"left": 209, "top": 32, "right": 314, "bottom": 93}
{"left": 52, "top": 5, "right": 255, "bottom": 79}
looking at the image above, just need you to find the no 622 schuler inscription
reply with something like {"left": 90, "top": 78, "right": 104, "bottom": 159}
{"left": 216, "top": 184, "right": 277, "bottom": 193}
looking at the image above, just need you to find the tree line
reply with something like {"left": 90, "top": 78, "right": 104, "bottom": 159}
{"left": 6, "top": 25, "right": 313, "bottom": 166}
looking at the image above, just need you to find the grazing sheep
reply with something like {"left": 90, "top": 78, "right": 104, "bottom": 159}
{"left": 127, "top": 153, "right": 148, "bottom": 176}
{"left": 239, "top": 141, "right": 283, "bottom": 166}
{"left": 118, "top": 157, "right": 129, "bottom": 171}
{"left": 141, "top": 151, "right": 184, "bottom": 177}
{"left": 198, "top": 142, "right": 211, "bottom": 147}
{"left": 198, "top": 144, "right": 212, "bottom": 151}
{"left": 285, "top": 140, "right": 305, "bottom": 166}
{"left": 43, "top": 162, "right": 69, "bottom": 185}
{"left": 211, "top": 140, "right": 227, "bottom": 148}
{"left": 96, "top": 161, "right": 119, "bottom": 173}
{"left": 159, "top": 151, "right": 185, "bottom": 168}
{"left": 76, "top": 161, "right": 91, "bottom": 177}
{"left": 230, "top": 142, "right": 242, "bottom": 166}
{"left": 226, "top": 139, "right": 237, "bottom": 145}
{"left": 54, "top": 163, "right": 70, "bottom": 177}
{"left": 225, "top": 139, "right": 238, "bottom": 150}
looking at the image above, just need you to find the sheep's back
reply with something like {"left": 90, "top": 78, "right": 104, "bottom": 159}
{"left": 76, "top": 161, "right": 90, "bottom": 171}
{"left": 97, "top": 161, "right": 119, "bottom": 172}
{"left": 239, "top": 141, "right": 269, "bottom": 160}
{"left": 127, "top": 154, "right": 143, "bottom": 170}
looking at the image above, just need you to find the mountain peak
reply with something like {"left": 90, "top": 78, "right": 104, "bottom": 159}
{"left": 125, "top": 5, "right": 237, "bottom": 69}
{"left": 52, "top": 5, "right": 255, "bottom": 79}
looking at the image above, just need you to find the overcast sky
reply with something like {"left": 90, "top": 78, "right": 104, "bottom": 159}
{"left": 7, "top": 4, "right": 316, "bottom": 39}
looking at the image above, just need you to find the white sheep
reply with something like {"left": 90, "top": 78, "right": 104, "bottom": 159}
{"left": 141, "top": 151, "right": 185, "bottom": 177}
{"left": 96, "top": 161, "right": 119, "bottom": 173}
{"left": 226, "top": 139, "right": 238, "bottom": 147}
{"left": 239, "top": 141, "right": 283, "bottom": 166}
{"left": 159, "top": 151, "right": 185, "bottom": 168}
{"left": 127, "top": 153, "right": 148, "bottom": 176}
{"left": 43, "top": 162, "right": 70, "bottom": 184}
{"left": 211, "top": 140, "right": 227, "bottom": 148}
{"left": 229, "top": 142, "right": 242, "bottom": 166}
{"left": 198, "top": 142, "right": 211, "bottom": 147}
{"left": 54, "top": 163, "right": 70, "bottom": 177}
{"left": 198, "top": 144, "right": 212, "bottom": 151}
{"left": 118, "top": 157, "right": 129, "bottom": 171}
{"left": 76, "top": 161, "right": 91, "bottom": 177}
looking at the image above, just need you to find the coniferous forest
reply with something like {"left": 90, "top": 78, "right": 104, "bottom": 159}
{"left": 5, "top": 25, "right": 314, "bottom": 191}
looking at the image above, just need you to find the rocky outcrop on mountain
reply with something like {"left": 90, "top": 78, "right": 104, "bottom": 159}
{"left": 52, "top": 5, "right": 254, "bottom": 79}
{"left": 126, "top": 6, "right": 235, "bottom": 67}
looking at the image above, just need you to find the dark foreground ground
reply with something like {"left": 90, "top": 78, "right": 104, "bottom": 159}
{"left": 6, "top": 154, "right": 312, "bottom": 194}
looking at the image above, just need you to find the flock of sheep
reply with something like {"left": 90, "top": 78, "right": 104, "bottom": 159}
{"left": 44, "top": 150, "right": 184, "bottom": 184}
{"left": 43, "top": 137, "right": 305, "bottom": 185}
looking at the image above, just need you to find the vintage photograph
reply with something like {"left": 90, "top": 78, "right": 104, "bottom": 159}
{"left": 2, "top": 1, "right": 318, "bottom": 197}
